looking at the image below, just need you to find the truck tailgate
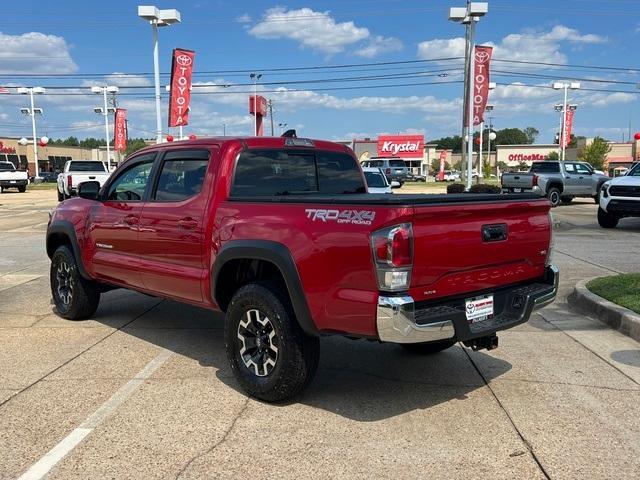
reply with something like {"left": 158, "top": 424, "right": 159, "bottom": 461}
{"left": 502, "top": 173, "right": 534, "bottom": 189}
{"left": 409, "top": 198, "right": 551, "bottom": 302}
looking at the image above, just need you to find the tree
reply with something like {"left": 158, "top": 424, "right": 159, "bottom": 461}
{"left": 78, "top": 137, "right": 107, "bottom": 148}
{"left": 430, "top": 135, "right": 463, "bottom": 153}
{"left": 430, "top": 157, "right": 450, "bottom": 172}
{"left": 494, "top": 128, "right": 529, "bottom": 146}
{"left": 547, "top": 151, "right": 559, "bottom": 160}
{"left": 497, "top": 161, "right": 508, "bottom": 171}
{"left": 517, "top": 161, "right": 529, "bottom": 171}
{"left": 579, "top": 137, "right": 611, "bottom": 170}
{"left": 125, "top": 138, "right": 149, "bottom": 156}
{"left": 568, "top": 135, "right": 586, "bottom": 148}
{"left": 523, "top": 127, "right": 539, "bottom": 144}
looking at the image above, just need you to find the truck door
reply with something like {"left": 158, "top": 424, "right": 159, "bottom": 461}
{"left": 574, "top": 163, "right": 595, "bottom": 195}
{"left": 87, "top": 152, "right": 157, "bottom": 287}
{"left": 562, "top": 163, "right": 581, "bottom": 195}
{"left": 136, "top": 148, "right": 216, "bottom": 302}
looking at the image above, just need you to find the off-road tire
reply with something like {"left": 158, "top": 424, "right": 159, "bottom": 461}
{"left": 400, "top": 340, "right": 456, "bottom": 355}
{"left": 224, "top": 283, "right": 320, "bottom": 402}
{"left": 547, "top": 187, "right": 561, "bottom": 207}
{"left": 18, "top": 186, "right": 26, "bottom": 193}
{"left": 50, "top": 245, "right": 100, "bottom": 319}
{"left": 560, "top": 196, "right": 573, "bottom": 204}
{"left": 57, "top": 190, "right": 64, "bottom": 202}
{"left": 597, "top": 207, "right": 619, "bottom": 229}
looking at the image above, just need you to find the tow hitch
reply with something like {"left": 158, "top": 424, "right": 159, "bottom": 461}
{"left": 464, "top": 334, "right": 499, "bottom": 351}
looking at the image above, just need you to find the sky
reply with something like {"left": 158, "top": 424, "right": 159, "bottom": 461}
{"left": 0, "top": 0, "right": 639, "bottom": 144}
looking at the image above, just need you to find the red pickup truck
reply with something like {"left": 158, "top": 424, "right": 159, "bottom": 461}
{"left": 46, "top": 136, "right": 558, "bottom": 401}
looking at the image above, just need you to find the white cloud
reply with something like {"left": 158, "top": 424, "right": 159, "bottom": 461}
{"left": 354, "top": 35, "right": 403, "bottom": 58}
{"left": 0, "top": 31, "right": 77, "bottom": 74}
{"left": 236, "top": 13, "right": 252, "bottom": 24}
{"left": 249, "top": 7, "right": 368, "bottom": 55}
{"left": 579, "top": 91, "right": 635, "bottom": 107}
{"left": 417, "top": 25, "right": 605, "bottom": 65}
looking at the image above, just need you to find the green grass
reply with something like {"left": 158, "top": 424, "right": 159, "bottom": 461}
{"left": 27, "top": 183, "right": 58, "bottom": 190}
{"left": 587, "top": 274, "right": 640, "bottom": 314}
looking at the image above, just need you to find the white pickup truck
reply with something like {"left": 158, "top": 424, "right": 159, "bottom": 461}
{"left": 57, "top": 160, "right": 111, "bottom": 201}
{"left": 0, "top": 161, "right": 29, "bottom": 193}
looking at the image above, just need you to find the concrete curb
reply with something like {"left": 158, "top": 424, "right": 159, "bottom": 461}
{"left": 567, "top": 278, "right": 640, "bottom": 342}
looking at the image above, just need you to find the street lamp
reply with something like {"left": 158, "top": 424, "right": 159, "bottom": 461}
{"left": 477, "top": 82, "right": 495, "bottom": 181}
{"left": 449, "top": 1, "right": 489, "bottom": 190}
{"left": 250, "top": 73, "right": 262, "bottom": 136}
{"left": 553, "top": 81, "right": 580, "bottom": 161}
{"left": 17, "top": 87, "right": 46, "bottom": 179}
{"left": 138, "top": 5, "right": 181, "bottom": 144}
{"left": 91, "top": 86, "right": 118, "bottom": 171}
{"left": 278, "top": 123, "right": 287, "bottom": 135}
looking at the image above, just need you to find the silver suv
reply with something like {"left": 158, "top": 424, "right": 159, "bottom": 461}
{"left": 361, "top": 157, "right": 409, "bottom": 185}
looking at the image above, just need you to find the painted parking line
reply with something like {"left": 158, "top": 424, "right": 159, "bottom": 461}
{"left": 17, "top": 348, "right": 173, "bottom": 480}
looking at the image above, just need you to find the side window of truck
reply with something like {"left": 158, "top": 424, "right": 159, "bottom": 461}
{"left": 153, "top": 150, "right": 210, "bottom": 202}
{"left": 564, "top": 163, "right": 576, "bottom": 174}
{"left": 106, "top": 154, "right": 156, "bottom": 201}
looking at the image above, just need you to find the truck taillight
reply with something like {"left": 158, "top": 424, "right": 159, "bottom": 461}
{"left": 532, "top": 174, "right": 538, "bottom": 187}
{"left": 385, "top": 168, "right": 391, "bottom": 175}
{"left": 67, "top": 175, "right": 72, "bottom": 189}
{"left": 371, "top": 223, "right": 413, "bottom": 291}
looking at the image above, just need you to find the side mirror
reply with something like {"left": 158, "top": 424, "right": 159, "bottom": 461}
{"left": 78, "top": 181, "right": 101, "bottom": 200}
{"left": 390, "top": 181, "right": 401, "bottom": 189}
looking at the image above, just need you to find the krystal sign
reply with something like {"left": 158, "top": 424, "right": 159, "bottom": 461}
{"left": 377, "top": 135, "right": 424, "bottom": 158}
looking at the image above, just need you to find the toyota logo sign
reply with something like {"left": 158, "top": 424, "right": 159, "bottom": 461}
{"left": 475, "top": 50, "right": 490, "bottom": 63}
{"left": 176, "top": 54, "right": 192, "bottom": 66}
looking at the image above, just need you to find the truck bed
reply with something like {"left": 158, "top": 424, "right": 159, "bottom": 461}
{"left": 229, "top": 193, "right": 541, "bottom": 204}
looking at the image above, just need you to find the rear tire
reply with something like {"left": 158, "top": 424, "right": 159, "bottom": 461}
{"left": 597, "top": 207, "right": 619, "bottom": 229}
{"left": 547, "top": 187, "right": 561, "bottom": 207}
{"left": 224, "top": 283, "right": 320, "bottom": 402}
{"left": 57, "top": 190, "right": 64, "bottom": 202}
{"left": 50, "top": 245, "right": 100, "bottom": 319}
{"left": 400, "top": 340, "right": 456, "bottom": 355}
{"left": 18, "top": 186, "right": 26, "bottom": 193}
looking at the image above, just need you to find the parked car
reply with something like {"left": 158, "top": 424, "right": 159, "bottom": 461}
{"left": 408, "top": 173, "right": 427, "bottom": 182}
{"left": 0, "top": 161, "right": 28, "bottom": 193}
{"left": 38, "top": 171, "right": 59, "bottom": 183}
{"left": 46, "top": 135, "right": 558, "bottom": 402}
{"left": 57, "top": 160, "right": 112, "bottom": 201}
{"left": 363, "top": 167, "right": 399, "bottom": 193}
{"left": 361, "top": 157, "right": 409, "bottom": 185}
{"left": 501, "top": 161, "right": 609, "bottom": 207}
{"left": 597, "top": 161, "right": 640, "bottom": 228}
{"left": 434, "top": 170, "right": 461, "bottom": 182}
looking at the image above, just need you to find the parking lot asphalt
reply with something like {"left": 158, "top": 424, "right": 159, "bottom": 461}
{"left": 0, "top": 189, "right": 639, "bottom": 479}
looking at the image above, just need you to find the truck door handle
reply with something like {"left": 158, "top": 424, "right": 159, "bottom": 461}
{"left": 178, "top": 217, "right": 198, "bottom": 230}
{"left": 565, "top": 176, "right": 571, "bottom": 179}
{"left": 123, "top": 215, "right": 138, "bottom": 225}
{"left": 482, "top": 224, "right": 508, "bottom": 242}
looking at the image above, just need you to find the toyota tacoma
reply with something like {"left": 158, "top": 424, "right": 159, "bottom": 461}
{"left": 46, "top": 135, "right": 558, "bottom": 401}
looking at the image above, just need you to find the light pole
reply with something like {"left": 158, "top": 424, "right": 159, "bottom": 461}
{"left": 480, "top": 103, "right": 494, "bottom": 180}
{"left": 17, "top": 87, "right": 45, "bottom": 178}
{"left": 91, "top": 86, "right": 119, "bottom": 171}
{"left": 138, "top": 6, "right": 181, "bottom": 144}
{"left": 449, "top": 2, "right": 488, "bottom": 190}
{"left": 553, "top": 81, "right": 580, "bottom": 161}
{"left": 278, "top": 123, "right": 287, "bottom": 135}
{"left": 250, "top": 73, "right": 262, "bottom": 136}
{"left": 222, "top": 123, "right": 226, "bottom": 136}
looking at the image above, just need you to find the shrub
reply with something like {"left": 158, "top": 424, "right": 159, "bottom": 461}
{"left": 447, "top": 183, "right": 466, "bottom": 194}
{"left": 469, "top": 183, "right": 502, "bottom": 194}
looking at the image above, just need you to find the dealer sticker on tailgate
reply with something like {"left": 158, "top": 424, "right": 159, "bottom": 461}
{"left": 465, "top": 294, "right": 494, "bottom": 323}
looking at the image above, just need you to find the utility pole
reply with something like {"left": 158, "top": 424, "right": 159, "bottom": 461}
{"left": 268, "top": 99, "right": 274, "bottom": 136}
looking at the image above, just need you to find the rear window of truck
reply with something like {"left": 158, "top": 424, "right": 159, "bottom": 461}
{"left": 389, "top": 160, "right": 406, "bottom": 167}
{"left": 530, "top": 162, "right": 560, "bottom": 173}
{"left": 232, "top": 150, "right": 366, "bottom": 196}
{"left": 68, "top": 161, "right": 107, "bottom": 172}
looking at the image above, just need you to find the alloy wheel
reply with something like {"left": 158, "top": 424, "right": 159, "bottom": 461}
{"left": 237, "top": 309, "right": 279, "bottom": 377}
{"left": 56, "top": 260, "right": 74, "bottom": 306}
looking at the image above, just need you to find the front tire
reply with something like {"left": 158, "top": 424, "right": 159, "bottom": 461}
{"left": 597, "top": 207, "right": 619, "bottom": 229}
{"left": 400, "top": 340, "right": 456, "bottom": 355}
{"left": 547, "top": 187, "right": 561, "bottom": 207}
{"left": 224, "top": 283, "right": 320, "bottom": 402}
{"left": 57, "top": 190, "right": 64, "bottom": 202}
{"left": 50, "top": 245, "right": 100, "bottom": 319}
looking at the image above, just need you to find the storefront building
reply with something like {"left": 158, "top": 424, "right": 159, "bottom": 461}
{"left": 347, "top": 135, "right": 438, "bottom": 175}
{"left": 0, "top": 137, "right": 98, "bottom": 176}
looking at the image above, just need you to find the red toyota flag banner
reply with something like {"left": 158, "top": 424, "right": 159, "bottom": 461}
{"left": 114, "top": 109, "right": 127, "bottom": 152}
{"left": 438, "top": 150, "right": 447, "bottom": 181}
{"left": 563, "top": 109, "right": 575, "bottom": 148}
{"left": 472, "top": 45, "right": 493, "bottom": 126}
{"left": 168, "top": 48, "right": 195, "bottom": 127}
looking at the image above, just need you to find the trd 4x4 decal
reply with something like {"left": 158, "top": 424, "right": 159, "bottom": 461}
{"left": 305, "top": 209, "right": 375, "bottom": 225}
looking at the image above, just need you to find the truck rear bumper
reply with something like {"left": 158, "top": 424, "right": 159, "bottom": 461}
{"left": 0, "top": 179, "right": 28, "bottom": 188}
{"left": 376, "top": 265, "right": 559, "bottom": 344}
